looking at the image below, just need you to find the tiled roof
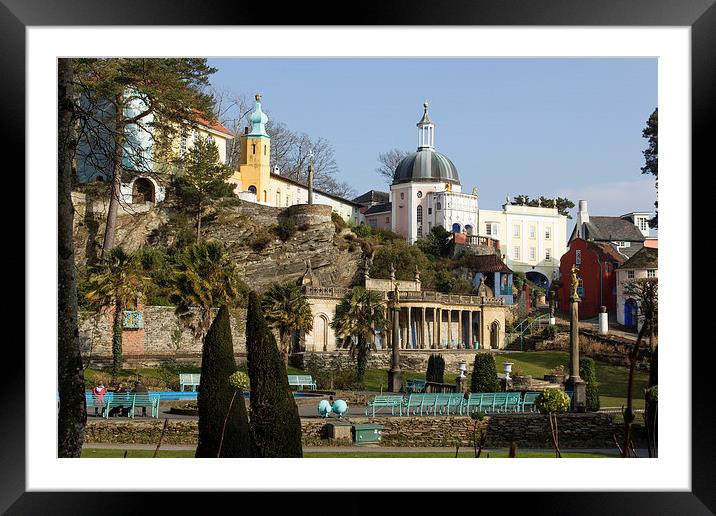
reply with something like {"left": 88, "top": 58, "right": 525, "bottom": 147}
{"left": 190, "top": 110, "right": 234, "bottom": 137}
{"left": 364, "top": 202, "right": 392, "bottom": 215}
{"left": 620, "top": 246, "right": 658, "bottom": 270}
{"left": 590, "top": 241, "right": 627, "bottom": 265}
{"left": 584, "top": 216, "right": 645, "bottom": 242}
{"left": 458, "top": 254, "right": 512, "bottom": 274}
{"left": 353, "top": 190, "right": 390, "bottom": 206}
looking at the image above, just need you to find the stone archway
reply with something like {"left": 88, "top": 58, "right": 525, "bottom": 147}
{"left": 131, "top": 177, "right": 155, "bottom": 204}
{"left": 490, "top": 320, "right": 500, "bottom": 349}
{"left": 452, "top": 222, "right": 462, "bottom": 233}
{"left": 313, "top": 314, "right": 330, "bottom": 352}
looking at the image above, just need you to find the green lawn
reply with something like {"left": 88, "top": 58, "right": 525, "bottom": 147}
{"left": 81, "top": 448, "right": 613, "bottom": 458}
{"left": 88, "top": 351, "right": 646, "bottom": 410}
{"left": 290, "top": 351, "right": 647, "bottom": 409}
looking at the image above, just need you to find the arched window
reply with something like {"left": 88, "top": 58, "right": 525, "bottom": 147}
{"left": 248, "top": 185, "right": 257, "bottom": 195}
{"left": 252, "top": 144, "right": 256, "bottom": 155}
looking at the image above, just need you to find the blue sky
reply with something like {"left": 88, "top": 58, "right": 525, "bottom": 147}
{"left": 208, "top": 58, "right": 657, "bottom": 230}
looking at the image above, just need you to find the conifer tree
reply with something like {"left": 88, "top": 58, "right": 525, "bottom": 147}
{"left": 426, "top": 354, "right": 445, "bottom": 384}
{"left": 470, "top": 354, "right": 499, "bottom": 393}
{"left": 195, "top": 305, "right": 252, "bottom": 458}
{"left": 246, "top": 291, "right": 303, "bottom": 457}
{"left": 579, "top": 357, "right": 600, "bottom": 411}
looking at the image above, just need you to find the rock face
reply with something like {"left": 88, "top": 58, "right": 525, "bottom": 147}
{"left": 204, "top": 202, "right": 363, "bottom": 291}
{"left": 72, "top": 193, "right": 362, "bottom": 291}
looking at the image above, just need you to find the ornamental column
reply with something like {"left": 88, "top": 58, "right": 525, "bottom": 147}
{"left": 564, "top": 265, "right": 586, "bottom": 412}
{"left": 468, "top": 311, "right": 473, "bottom": 349}
{"left": 458, "top": 310, "right": 463, "bottom": 349}
{"left": 388, "top": 284, "right": 403, "bottom": 392}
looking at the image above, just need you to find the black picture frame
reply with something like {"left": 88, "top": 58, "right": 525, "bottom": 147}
{"left": 4, "top": 0, "right": 710, "bottom": 512}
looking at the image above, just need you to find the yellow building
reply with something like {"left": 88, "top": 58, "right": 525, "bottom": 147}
{"left": 228, "top": 95, "right": 362, "bottom": 224}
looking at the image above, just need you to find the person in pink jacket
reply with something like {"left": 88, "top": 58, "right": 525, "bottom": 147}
{"left": 91, "top": 382, "right": 107, "bottom": 417}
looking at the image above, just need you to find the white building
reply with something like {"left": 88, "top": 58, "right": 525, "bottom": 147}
{"left": 478, "top": 199, "right": 568, "bottom": 290}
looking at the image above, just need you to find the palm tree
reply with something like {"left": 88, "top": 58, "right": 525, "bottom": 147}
{"left": 170, "top": 240, "right": 242, "bottom": 340}
{"left": 85, "top": 247, "right": 147, "bottom": 373}
{"left": 261, "top": 283, "right": 313, "bottom": 367}
{"left": 330, "top": 287, "right": 386, "bottom": 384}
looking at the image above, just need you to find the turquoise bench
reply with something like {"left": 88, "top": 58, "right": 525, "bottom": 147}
{"left": 435, "top": 393, "right": 466, "bottom": 415}
{"left": 102, "top": 393, "right": 159, "bottom": 418}
{"left": 464, "top": 392, "right": 522, "bottom": 414}
{"left": 179, "top": 373, "right": 201, "bottom": 392}
{"left": 366, "top": 395, "right": 405, "bottom": 416}
{"left": 520, "top": 392, "right": 541, "bottom": 413}
{"left": 288, "top": 375, "right": 317, "bottom": 390}
{"left": 85, "top": 392, "right": 108, "bottom": 415}
{"left": 130, "top": 393, "right": 159, "bottom": 418}
{"left": 406, "top": 379, "right": 427, "bottom": 393}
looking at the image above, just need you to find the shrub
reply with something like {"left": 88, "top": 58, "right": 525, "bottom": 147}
{"left": 426, "top": 354, "right": 445, "bottom": 383}
{"left": 276, "top": 219, "right": 297, "bottom": 241}
{"left": 579, "top": 357, "right": 600, "bottom": 411}
{"left": 470, "top": 354, "right": 499, "bottom": 393}
{"left": 246, "top": 291, "right": 303, "bottom": 457}
{"left": 229, "top": 370, "right": 250, "bottom": 391}
{"left": 542, "top": 324, "right": 557, "bottom": 340}
{"left": 248, "top": 231, "right": 273, "bottom": 251}
{"left": 535, "top": 388, "right": 570, "bottom": 414}
{"left": 195, "top": 305, "right": 252, "bottom": 458}
{"left": 331, "top": 212, "right": 347, "bottom": 231}
{"left": 352, "top": 223, "right": 372, "bottom": 237}
{"left": 435, "top": 270, "right": 456, "bottom": 293}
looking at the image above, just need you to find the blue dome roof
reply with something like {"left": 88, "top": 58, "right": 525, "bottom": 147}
{"left": 392, "top": 149, "right": 460, "bottom": 185}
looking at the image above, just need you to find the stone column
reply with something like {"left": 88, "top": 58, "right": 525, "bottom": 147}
{"left": 432, "top": 308, "right": 437, "bottom": 349}
{"left": 406, "top": 307, "right": 412, "bottom": 349}
{"left": 421, "top": 306, "right": 427, "bottom": 349}
{"left": 458, "top": 310, "right": 463, "bottom": 348}
{"left": 448, "top": 309, "right": 453, "bottom": 347}
{"left": 564, "top": 291, "right": 586, "bottom": 412}
{"left": 436, "top": 308, "right": 441, "bottom": 348}
{"left": 388, "top": 297, "right": 403, "bottom": 392}
{"left": 468, "top": 311, "right": 473, "bottom": 350}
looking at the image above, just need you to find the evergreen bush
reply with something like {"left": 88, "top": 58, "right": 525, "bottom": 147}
{"left": 246, "top": 291, "right": 303, "bottom": 457}
{"left": 579, "top": 357, "right": 600, "bottom": 411}
{"left": 470, "top": 354, "right": 499, "bottom": 393}
{"left": 426, "top": 354, "right": 445, "bottom": 383}
{"left": 276, "top": 219, "right": 297, "bottom": 241}
{"left": 195, "top": 305, "right": 252, "bottom": 458}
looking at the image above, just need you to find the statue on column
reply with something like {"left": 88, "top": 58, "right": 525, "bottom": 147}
{"left": 570, "top": 264, "right": 580, "bottom": 301}
{"left": 389, "top": 262, "right": 396, "bottom": 282}
{"left": 413, "top": 264, "right": 420, "bottom": 283}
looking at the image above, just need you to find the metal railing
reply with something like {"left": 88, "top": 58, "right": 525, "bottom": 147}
{"left": 505, "top": 313, "right": 552, "bottom": 351}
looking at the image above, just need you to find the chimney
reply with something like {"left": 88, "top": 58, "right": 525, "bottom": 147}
{"left": 243, "top": 126, "right": 249, "bottom": 135}
{"left": 575, "top": 200, "right": 589, "bottom": 239}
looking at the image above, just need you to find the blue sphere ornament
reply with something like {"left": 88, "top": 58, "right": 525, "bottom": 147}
{"left": 331, "top": 399, "right": 348, "bottom": 417}
{"left": 317, "top": 399, "right": 331, "bottom": 417}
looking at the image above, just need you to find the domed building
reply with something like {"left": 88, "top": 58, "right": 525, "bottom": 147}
{"left": 389, "top": 102, "right": 478, "bottom": 244}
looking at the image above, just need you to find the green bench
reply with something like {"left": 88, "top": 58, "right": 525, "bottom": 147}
{"left": 179, "top": 373, "right": 201, "bottom": 392}
{"left": 85, "top": 392, "right": 108, "bottom": 416}
{"left": 406, "top": 379, "right": 427, "bottom": 393}
{"left": 130, "top": 393, "right": 159, "bottom": 418}
{"left": 464, "top": 392, "right": 522, "bottom": 414}
{"left": 288, "top": 375, "right": 317, "bottom": 390}
{"left": 520, "top": 392, "right": 541, "bottom": 413}
{"left": 365, "top": 395, "right": 405, "bottom": 416}
{"left": 404, "top": 392, "right": 467, "bottom": 416}
{"left": 102, "top": 393, "right": 159, "bottom": 418}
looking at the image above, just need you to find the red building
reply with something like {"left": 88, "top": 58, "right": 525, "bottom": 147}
{"left": 558, "top": 238, "right": 626, "bottom": 319}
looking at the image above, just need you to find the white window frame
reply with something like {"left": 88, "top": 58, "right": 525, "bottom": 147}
{"left": 529, "top": 225, "right": 536, "bottom": 239}
{"left": 647, "top": 269, "right": 656, "bottom": 278}
{"left": 513, "top": 224, "right": 520, "bottom": 238}
{"left": 530, "top": 247, "right": 536, "bottom": 261}
{"left": 627, "top": 270, "right": 635, "bottom": 279}
{"left": 545, "top": 248, "right": 551, "bottom": 261}
{"left": 545, "top": 226, "right": 552, "bottom": 240}
{"left": 513, "top": 246, "right": 520, "bottom": 260}
{"left": 576, "top": 249, "right": 581, "bottom": 265}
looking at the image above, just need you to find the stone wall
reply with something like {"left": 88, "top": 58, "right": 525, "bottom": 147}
{"left": 299, "top": 349, "right": 513, "bottom": 374}
{"left": 79, "top": 306, "right": 248, "bottom": 367}
{"left": 84, "top": 412, "right": 644, "bottom": 449}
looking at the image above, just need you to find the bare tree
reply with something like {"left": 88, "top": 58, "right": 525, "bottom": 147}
{"left": 376, "top": 148, "right": 411, "bottom": 184}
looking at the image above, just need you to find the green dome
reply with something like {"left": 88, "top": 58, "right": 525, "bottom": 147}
{"left": 248, "top": 94, "right": 270, "bottom": 138}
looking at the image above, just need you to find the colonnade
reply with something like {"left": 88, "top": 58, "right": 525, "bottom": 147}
{"left": 384, "top": 305, "right": 484, "bottom": 350}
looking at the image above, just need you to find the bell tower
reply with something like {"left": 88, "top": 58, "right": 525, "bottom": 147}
{"left": 235, "top": 93, "right": 271, "bottom": 202}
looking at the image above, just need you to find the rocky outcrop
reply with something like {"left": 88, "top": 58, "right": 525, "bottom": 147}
{"left": 72, "top": 192, "right": 362, "bottom": 291}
